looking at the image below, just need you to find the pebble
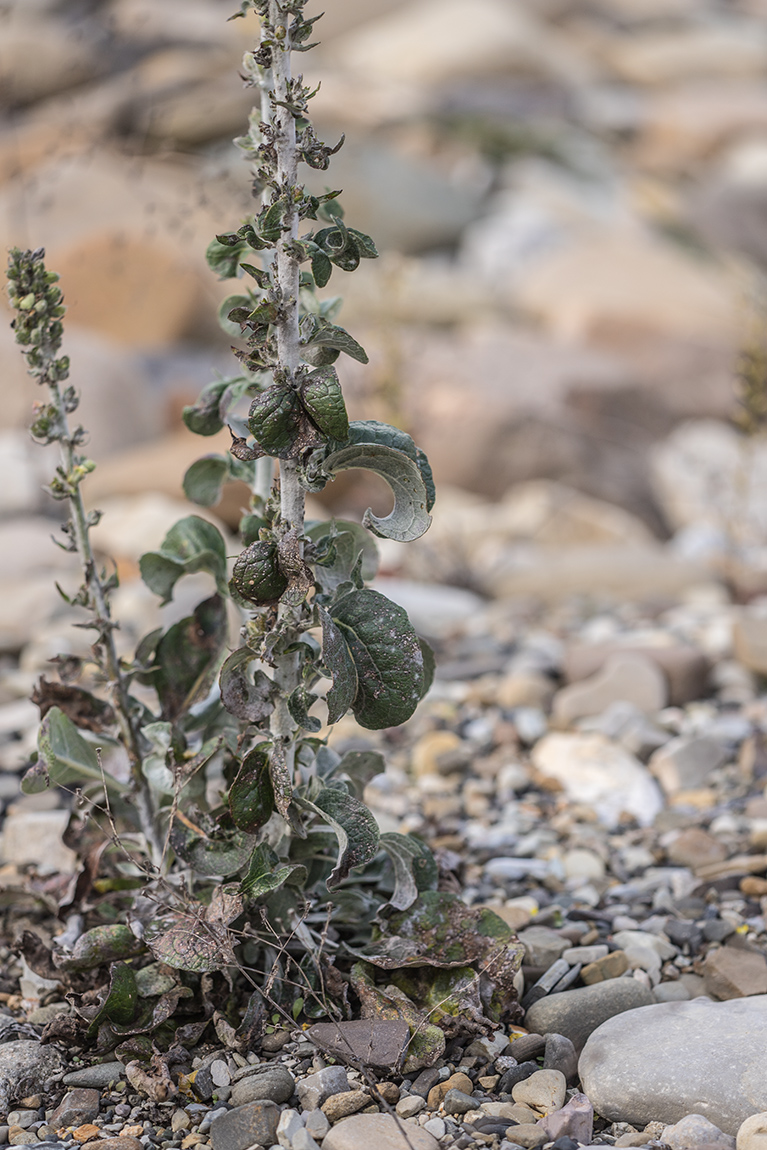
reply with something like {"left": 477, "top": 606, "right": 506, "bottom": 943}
{"left": 579, "top": 995, "right": 767, "bottom": 1134}
{"left": 737, "top": 1112, "right": 767, "bottom": 1150}
{"left": 296, "top": 1069, "right": 350, "bottom": 1112}
{"left": 511, "top": 1069, "right": 566, "bottom": 1115}
{"left": 50, "top": 1090, "right": 100, "bottom": 1127}
{"left": 663, "top": 1113, "right": 736, "bottom": 1150}
{"left": 84, "top": 1141, "right": 143, "bottom": 1150}
{"left": 303, "top": 1111, "right": 329, "bottom": 1141}
{"left": 543, "top": 1034, "right": 578, "bottom": 1083}
{"left": 395, "top": 1095, "right": 425, "bottom": 1118}
{"left": 426, "top": 1073, "right": 472, "bottom": 1109}
{"left": 443, "top": 1089, "right": 479, "bottom": 1115}
{"left": 537, "top": 1092, "right": 593, "bottom": 1145}
{"left": 320, "top": 1090, "right": 369, "bottom": 1123}
{"left": 552, "top": 652, "right": 668, "bottom": 726}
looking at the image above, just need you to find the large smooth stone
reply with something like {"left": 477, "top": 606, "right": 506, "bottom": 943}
{"left": 579, "top": 996, "right": 767, "bottom": 1135}
{"left": 525, "top": 975, "right": 653, "bottom": 1052}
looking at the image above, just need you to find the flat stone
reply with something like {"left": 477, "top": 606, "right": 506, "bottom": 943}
{"left": 579, "top": 996, "right": 767, "bottom": 1135}
{"left": 581, "top": 950, "right": 629, "bottom": 984}
{"left": 517, "top": 926, "right": 568, "bottom": 970}
{"left": 561, "top": 945, "right": 608, "bottom": 966}
{"left": 0, "top": 1041, "right": 64, "bottom": 1112}
{"left": 72, "top": 1123, "right": 101, "bottom": 1142}
{"left": 525, "top": 978, "right": 653, "bottom": 1052}
{"left": 704, "top": 947, "right": 767, "bottom": 1000}
{"left": 667, "top": 827, "right": 728, "bottom": 869}
{"left": 322, "top": 1113, "right": 439, "bottom": 1150}
{"left": 293, "top": 1130, "right": 320, "bottom": 1150}
{"left": 553, "top": 653, "right": 667, "bottom": 726}
{"left": 536, "top": 1092, "right": 593, "bottom": 1145}
{"left": 662, "top": 1113, "right": 735, "bottom": 1150}
{"left": 296, "top": 1067, "right": 350, "bottom": 1111}
{"left": 321, "top": 1089, "right": 369, "bottom": 1123}
{"left": 62, "top": 1064, "right": 124, "bottom": 1089}
{"left": 508, "top": 1034, "right": 546, "bottom": 1062}
{"left": 209, "top": 1101, "right": 280, "bottom": 1150}
{"left": 8, "top": 1132, "right": 38, "bottom": 1146}
{"left": 649, "top": 735, "right": 728, "bottom": 795}
{"left": 734, "top": 616, "right": 767, "bottom": 676}
{"left": 51, "top": 1089, "right": 100, "bottom": 1127}
{"left": 531, "top": 733, "right": 663, "bottom": 829}
{"left": 277, "top": 1108, "right": 304, "bottom": 1148}
{"left": 306, "top": 1019, "right": 409, "bottom": 1072}
{"left": 229, "top": 1064, "right": 295, "bottom": 1106}
{"left": 410, "top": 1068, "right": 440, "bottom": 1099}
{"left": 512, "top": 1069, "right": 566, "bottom": 1115}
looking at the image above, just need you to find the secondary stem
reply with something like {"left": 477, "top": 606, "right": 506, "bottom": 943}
{"left": 49, "top": 379, "right": 164, "bottom": 868}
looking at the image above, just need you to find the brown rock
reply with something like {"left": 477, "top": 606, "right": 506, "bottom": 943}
{"left": 581, "top": 951, "right": 629, "bottom": 985}
{"left": 499, "top": 1125, "right": 547, "bottom": 1149}
{"left": 374, "top": 1082, "right": 400, "bottom": 1105}
{"left": 410, "top": 730, "right": 468, "bottom": 778}
{"left": 72, "top": 1125, "right": 102, "bottom": 1143}
{"left": 667, "top": 827, "right": 728, "bottom": 869}
{"left": 649, "top": 736, "right": 728, "bottom": 796}
{"left": 321, "top": 1090, "right": 370, "bottom": 1123}
{"left": 636, "top": 81, "right": 767, "bottom": 172}
{"left": 427, "top": 1072, "right": 473, "bottom": 1109}
{"left": 741, "top": 876, "right": 767, "bottom": 897}
{"left": 704, "top": 947, "right": 767, "bottom": 1000}
{"left": 0, "top": 14, "right": 100, "bottom": 106}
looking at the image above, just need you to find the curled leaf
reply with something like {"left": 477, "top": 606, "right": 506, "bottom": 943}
{"left": 139, "top": 517, "right": 228, "bottom": 605}
{"left": 322, "top": 444, "right": 431, "bottom": 542}
{"left": 219, "top": 648, "right": 275, "bottom": 723}
{"left": 318, "top": 605, "right": 357, "bottom": 725}
{"left": 229, "top": 746, "right": 275, "bottom": 832}
{"left": 299, "top": 786, "right": 380, "bottom": 889}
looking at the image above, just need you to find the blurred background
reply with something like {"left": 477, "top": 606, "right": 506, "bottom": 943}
{"left": 3, "top": 0, "right": 767, "bottom": 645}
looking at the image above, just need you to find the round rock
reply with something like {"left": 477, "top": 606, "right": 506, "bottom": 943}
{"left": 579, "top": 995, "right": 767, "bottom": 1135}
{"left": 229, "top": 1064, "right": 295, "bottom": 1106}
{"left": 512, "top": 1069, "right": 566, "bottom": 1115}
{"left": 322, "top": 1113, "right": 439, "bottom": 1150}
{"left": 663, "top": 1113, "right": 735, "bottom": 1150}
{"left": 738, "top": 1111, "right": 767, "bottom": 1150}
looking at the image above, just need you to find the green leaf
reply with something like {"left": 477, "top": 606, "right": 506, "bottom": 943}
{"left": 380, "top": 833, "right": 438, "bottom": 911}
{"left": 318, "top": 605, "right": 357, "bottom": 725}
{"left": 308, "top": 519, "right": 379, "bottom": 593}
{"left": 183, "top": 456, "right": 228, "bottom": 507}
{"left": 239, "top": 513, "right": 268, "bottom": 546}
{"left": 321, "top": 444, "right": 431, "bottom": 543}
{"left": 247, "top": 385, "right": 301, "bottom": 455}
{"left": 335, "top": 422, "right": 435, "bottom": 513}
{"left": 302, "top": 323, "right": 368, "bottom": 365}
{"left": 55, "top": 924, "right": 145, "bottom": 973}
{"left": 219, "top": 647, "right": 275, "bottom": 723}
{"left": 288, "top": 685, "right": 321, "bottom": 733}
{"left": 311, "top": 251, "right": 332, "bottom": 288}
{"left": 206, "top": 238, "right": 248, "bottom": 279}
{"left": 331, "top": 589, "right": 425, "bottom": 729}
{"left": 229, "top": 746, "right": 275, "bottom": 832}
{"left": 141, "top": 721, "right": 175, "bottom": 795}
{"left": 241, "top": 844, "right": 307, "bottom": 899}
{"left": 154, "top": 596, "right": 228, "bottom": 722}
{"left": 29, "top": 706, "right": 120, "bottom": 794}
{"left": 301, "top": 366, "right": 348, "bottom": 440}
{"left": 139, "top": 516, "right": 228, "bottom": 605}
{"left": 146, "top": 914, "right": 235, "bottom": 973}
{"left": 419, "top": 637, "right": 436, "bottom": 699}
{"left": 333, "top": 749, "right": 386, "bottom": 798}
{"left": 182, "top": 380, "right": 229, "bottom": 437}
{"left": 171, "top": 824, "right": 256, "bottom": 877}
{"left": 348, "top": 228, "right": 379, "bottom": 259}
{"left": 87, "top": 962, "right": 138, "bottom": 1036}
{"left": 218, "top": 293, "right": 254, "bottom": 338}
{"left": 301, "top": 786, "right": 380, "bottom": 889}
{"left": 259, "top": 198, "right": 286, "bottom": 242}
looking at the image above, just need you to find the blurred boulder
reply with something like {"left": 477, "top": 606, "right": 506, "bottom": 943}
{"left": 689, "top": 139, "right": 767, "bottom": 268}
{"left": 635, "top": 82, "right": 767, "bottom": 172}
{"left": 105, "top": 0, "right": 259, "bottom": 48}
{"left": 513, "top": 228, "right": 740, "bottom": 343}
{"left": 328, "top": 0, "right": 594, "bottom": 89}
{"left": 594, "top": 23, "right": 767, "bottom": 87}
{"left": 0, "top": 11, "right": 103, "bottom": 108}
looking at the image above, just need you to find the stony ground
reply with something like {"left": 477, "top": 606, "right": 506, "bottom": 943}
{"left": 3, "top": 565, "right": 767, "bottom": 1150}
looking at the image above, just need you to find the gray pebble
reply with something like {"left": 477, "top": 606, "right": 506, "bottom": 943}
{"left": 62, "top": 1063, "right": 124, "bottom": 1090}
{"left": 443, "top": 1089, "right": 480, "bottom": 1115}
